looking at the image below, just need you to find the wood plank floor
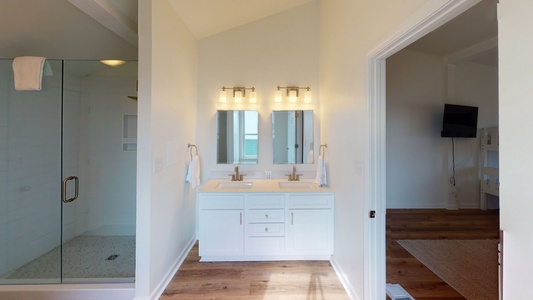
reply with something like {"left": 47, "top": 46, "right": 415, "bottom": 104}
{"left": 160, "top": 243, "right": 350, "bottom": 300}
{"left": 386, "top": 209, "right": 500, "bottom": 300}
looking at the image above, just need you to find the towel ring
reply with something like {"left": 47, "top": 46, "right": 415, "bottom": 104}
{"left": 188, "top": 143, "right": 198, "bottom": 159}
{"left": 319, "top": 144, "right": 327, "bottom": 156}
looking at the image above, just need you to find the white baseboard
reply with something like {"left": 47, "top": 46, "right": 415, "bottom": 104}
{"left": 149, "top": 236, "right": 196, "bottom": 300}
{"left": 330, "top": 255, "right": 360, "bottom": 300}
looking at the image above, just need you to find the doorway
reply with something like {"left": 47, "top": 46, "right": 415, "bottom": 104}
{"left": 365, "top": 0, "right": 498, "bottom": 299}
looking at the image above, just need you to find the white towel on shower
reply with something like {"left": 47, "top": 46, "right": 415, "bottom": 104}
{"left": 186, "top": 155, "right": 201, "bottom": 189}
{"left": 315, "top": 154, "right": 328, "bottom": 186}
{"left": 12, "top": 56, "right": 50, "bottom": 91}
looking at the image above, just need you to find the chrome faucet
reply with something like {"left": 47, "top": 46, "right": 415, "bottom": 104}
{"left": 286, "top": 166, "right": 302, "bottom": 181}
{"left": 229, "top": 166, "right": 244, "bottom": 181}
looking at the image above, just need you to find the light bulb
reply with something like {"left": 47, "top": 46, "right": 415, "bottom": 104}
{"left": 234, "top": 91, "right": 243, "bottom": 103}
{"left": 275, "top": 90, "right": 283, "bottom": 103}
{"left": 304, "top": 90, "right": 312, "bottom": 103}
{"left": 249, "top": 91, "right": 257, "bottom": 103}
{"left": 219, "top": 90, "right": 227, "bottom": 103}
{"left": 289, "top": 90, "right": 297, "bottom": 103}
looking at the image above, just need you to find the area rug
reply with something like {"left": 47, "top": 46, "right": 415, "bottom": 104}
{"left": 397, "top": 239, "right": 498, "bottom": 300}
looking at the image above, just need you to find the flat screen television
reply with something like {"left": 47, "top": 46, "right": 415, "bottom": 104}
{"left": 441, "top": 104, "right": 478, "bottom": 138}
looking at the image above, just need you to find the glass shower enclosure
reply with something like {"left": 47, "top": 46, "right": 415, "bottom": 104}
{"left": 0, "top": 59, "right": 137, "bottom": 284}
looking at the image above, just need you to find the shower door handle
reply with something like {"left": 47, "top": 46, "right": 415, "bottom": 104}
{"left": 62, "top": 176, "right": 79, "bottom": 203}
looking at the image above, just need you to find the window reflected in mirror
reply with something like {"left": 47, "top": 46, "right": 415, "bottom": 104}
{"left": 272, "top": 110, "right": 314, "bottom": 164}
{"left": 217, "top": 110, "right": 259, "bottom": 164}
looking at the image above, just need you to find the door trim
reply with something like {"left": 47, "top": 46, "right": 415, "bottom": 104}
{"left": 365, "top": 0, "right": 481, "bottom": 298}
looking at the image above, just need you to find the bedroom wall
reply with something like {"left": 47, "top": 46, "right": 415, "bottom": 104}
{"left": 386, "top": 49, "right": 448, "bottom": 208}
{"left": 386, "top": 49, "right": 498, "bottom": 209}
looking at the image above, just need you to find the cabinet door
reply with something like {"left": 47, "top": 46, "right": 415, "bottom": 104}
{"left": 200, "top": 209, "right": 244, "bottom": 256}
{"left": 288, "top": 209, "right": 333, "bottom": 255}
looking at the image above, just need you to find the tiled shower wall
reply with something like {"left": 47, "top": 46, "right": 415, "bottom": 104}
{"left": 75, "top": 71, "right": 137, "bottom": 237}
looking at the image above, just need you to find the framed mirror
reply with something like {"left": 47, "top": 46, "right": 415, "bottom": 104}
{"left": 272, "top": 110, "right": 314, "bottom": 164}
{"left": 217, "top": 110, "right": 259, "bottom": 164}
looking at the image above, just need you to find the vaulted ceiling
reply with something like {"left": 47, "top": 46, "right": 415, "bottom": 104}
{"left": 1, "top": 0, "right": 497, "bottom": 65}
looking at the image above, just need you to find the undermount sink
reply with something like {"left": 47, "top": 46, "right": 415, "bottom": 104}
{"left": 216, "top": 181, "right": 254, "bottom": 189}
{"left": 278, "top": 181, "right": 315, "bottom": 189}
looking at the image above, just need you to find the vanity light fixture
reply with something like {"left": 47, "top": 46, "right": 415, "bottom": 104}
{"left": 275, "top": 86, "right": 312, "bottom": 103}
{"left": 219, "top": 86, "right": 256, "bottom": 103}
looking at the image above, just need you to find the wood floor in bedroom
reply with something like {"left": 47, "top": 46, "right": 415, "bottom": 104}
{"left": 386, "top": 208, "right": 500, "bottom": 300}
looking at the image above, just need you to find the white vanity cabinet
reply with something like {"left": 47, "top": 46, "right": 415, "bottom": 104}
{"left": 245, "top": 194, "right": 286, "bottom": 256}
{"left": 288, "top": 195, "right": 334, "bottom": 255}
{"left": 199, "top": 195, "right": 244, "bottom": 257}
{"left": 198, "top": 189, "right": 334, "bottom": 261}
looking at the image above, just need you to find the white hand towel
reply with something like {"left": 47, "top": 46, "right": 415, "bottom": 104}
{"left": 315, "top": 155, "right": 328, "bottom": 186}
{"left": 186, "top": 155, "right": 201, "bottom": 189}
{"left": 12, "top": 56, "right": 48, "bottom": 91}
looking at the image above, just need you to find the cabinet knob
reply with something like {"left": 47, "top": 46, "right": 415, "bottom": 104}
{"left": 265, "top": 214, "right": 269, "bottom": 219}
{"left": 265, "top": 227, "right": 268, "bottom": 232}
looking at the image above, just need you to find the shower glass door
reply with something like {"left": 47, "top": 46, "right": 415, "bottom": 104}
{"left": 61, "top": 60, "right": 137, "bottom": 283}
{"left": 0, "top": 59, "right": 63, "bottom": 284}
{"left": 0, "top": 59, "right": 137, "bottom": 285}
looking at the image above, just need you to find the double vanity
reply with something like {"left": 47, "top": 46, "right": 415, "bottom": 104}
{"left": 198, "top": 179, "right": 334, "bottom": 261}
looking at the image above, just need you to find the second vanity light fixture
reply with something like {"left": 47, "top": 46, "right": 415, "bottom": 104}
{"left": 275, "top": 86, "right": 312, "bottom": 103}
{"left": 219, "top": 86, "right": 257, "bottom": 104}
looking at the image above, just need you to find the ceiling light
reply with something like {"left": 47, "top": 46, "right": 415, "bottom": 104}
{"left": 99, "top": 60, "right": 126, "bottom": 67}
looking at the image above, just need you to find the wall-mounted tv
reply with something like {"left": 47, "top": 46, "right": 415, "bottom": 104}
{"left": 441, "top": 104, "right": 478, "bottom": 138}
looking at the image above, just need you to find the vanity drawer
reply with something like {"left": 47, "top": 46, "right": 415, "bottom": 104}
{"left": 247, "top": 223, "right": 285, "bottom": 236}
{"left": 247, "top": 195, "right": 285, "bottom": 209}
{"left": 245, "top": 237, "right": 285, "bottom": 255}
{"left": 288, "top": 194, "right": 333, "bottom": 209}
{"left": 200, "top": 195, "right": 244, "bottom": 209}
{"left": 248, "top": 209, "right": 284, "bottom": 223}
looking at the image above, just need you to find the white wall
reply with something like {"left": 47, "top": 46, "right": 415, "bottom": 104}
{"left": 451, "top": 61, "right": 498, "bottom": 208}
{"left": 498, "top": 0, "right": 533, "bottom": 298}
{"left": 386, "top": 49, "right": 448, "bottom": 208}
{"left": 386, "top": 49, "right": 498, "bottom": 209}
{"left": 319, "top": 1, "right": 428, "bottom": 298}
{"left": 137, "top": 0, "right": 198, "bottom": 298}
{"left": 197, "top": 2, "right": 319, "bottom": 180}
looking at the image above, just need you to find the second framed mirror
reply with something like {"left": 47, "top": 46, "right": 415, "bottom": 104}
{"left": 272, "top": 110, "right": 314, "bottom": 164}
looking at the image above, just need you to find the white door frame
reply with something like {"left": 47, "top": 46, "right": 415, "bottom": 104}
{"left": 364, "top": 0, "right": 481, "bottom": 299}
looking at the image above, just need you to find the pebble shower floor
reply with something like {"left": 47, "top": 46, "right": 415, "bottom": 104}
{"left": 5, "top": 235, "right": 135, "bottom": 280}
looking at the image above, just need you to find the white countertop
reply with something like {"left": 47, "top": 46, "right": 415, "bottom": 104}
{"left": 198, "top": 179, "right": 332, "bottom": 193}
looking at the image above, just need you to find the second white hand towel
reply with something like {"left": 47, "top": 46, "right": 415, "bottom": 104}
{"left": 315, "top": 154, "right": 328, "bottom": 186}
